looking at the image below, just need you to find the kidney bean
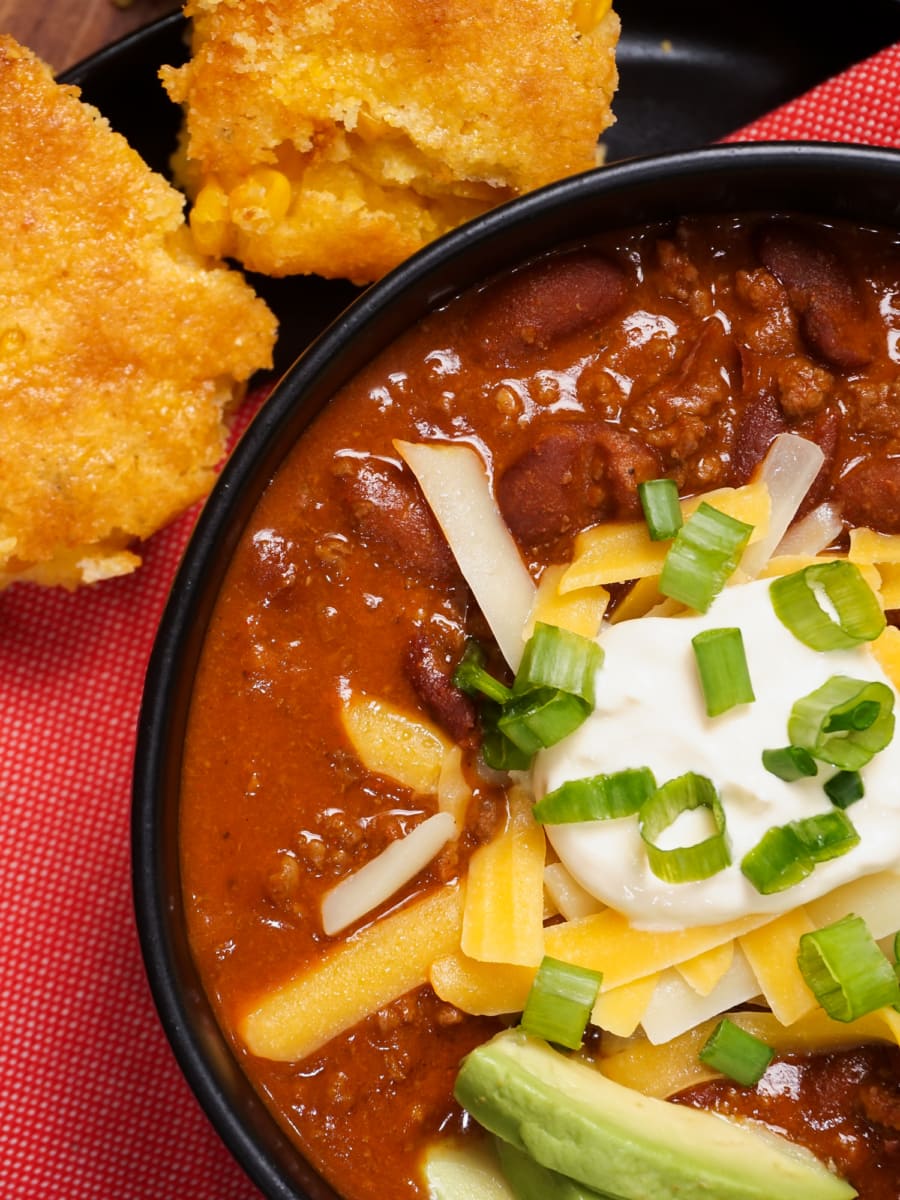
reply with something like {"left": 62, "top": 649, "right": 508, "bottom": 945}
{"left": 496, "top": 421, "right": 660, "bottom": 555}
{"left": 732, "top": 390, "right": 788, "bottom": 483}
{"left": 756, "top": 222, "right": 874, "bottom": 372}
{"left": 333, "top": 456, "right": 461, "bottom": 586}
{"left": 467, "top": 251, "right": 628, "bottom": 366}
{"left": 404, "top": 631, "right": 478, "bottom": 747}
{"left": 794, "top": 405, "right": 841, "bottom": 518}
{"left": 837, "top": 456, "right": 900, "bottom": 533}
{"left": 247, "top": 527, "right": 299, "bottom": 597}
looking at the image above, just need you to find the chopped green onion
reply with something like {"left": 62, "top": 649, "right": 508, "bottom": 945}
{"left": 497, "top": 688, "right": 590, "bottom": 754}
{"left": 824, "top": 700, "right": 880, "bottom": 733}
{"left": 797, "top": 914, "right": 900, "bottom": 1022}
{"left": 691, "top": 627, "right": 755, "bottom": 717}
{"left": 513, "top": 622, "right": 603, "bottom": 707}
{"left": 788, "top": 675, "right": 895, "bottom": 770}
{"left": 461, "top": 624, "right": 604, "bottom": 769}
{"left": 761, "top": 746, "right": 819, "bottom": 781}
{"left": 479, "top": 702, "right": 533, "bottom": 772}
{"left": 520, "top": 955, "right": 602, "bottom": 1050}
{"left": 533, "top": 767, "right": 657, "bottom": 824}
{"left": 770, "top": 561, "right": 886, "bottom": 651}
{"left": 452, "top": 640, "right": 512, "bottom": 705}
{"left": 789, "top": 810, "right": 860, "bottom": 863}
{"left": 639, "top": 773, "right": 731, "bottom": 883}
{"left": 743, "top": 810, "right": 860, "bottom": 895}
{"left": 698, "top": 1018, "right": 775, "bottom": 1087}
{"left": 638, "top": 478, "right": 683, "bottom": 542}
{"left": 741, "top": 825, "right": 813, "bottom": 894}
{"left": 659, "top": 502, "right": 754, "bottom": 614}
{"left": 824, "top": 770, "right": 865, "bottom": 809}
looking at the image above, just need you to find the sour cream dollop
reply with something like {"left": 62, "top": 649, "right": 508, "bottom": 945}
{"left": 533, "top": 577, "right": 900, "bottom": 931}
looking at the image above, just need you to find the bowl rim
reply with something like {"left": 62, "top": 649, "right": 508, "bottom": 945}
{"left": 132, "top": 140, "right": 900, "bottom": 1200}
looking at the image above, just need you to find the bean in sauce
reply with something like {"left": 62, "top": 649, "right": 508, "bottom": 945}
{"left": 181, "top": 213, "right": 900, "bottom": 1200}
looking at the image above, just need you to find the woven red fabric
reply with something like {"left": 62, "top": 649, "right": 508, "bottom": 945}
{"left": 1, "top": 37, "right": 899, "bottom": 1200}
{"left": 724, "top": 42, "right": 900, "bottom": 146}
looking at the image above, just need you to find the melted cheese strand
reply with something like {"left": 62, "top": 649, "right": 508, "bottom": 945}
{"left": 395, "top": 439, "right": 535, "bottom": 670}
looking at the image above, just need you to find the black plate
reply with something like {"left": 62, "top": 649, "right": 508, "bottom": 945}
{"left": 62, "top": 1, "right": 900, "bottom": 375}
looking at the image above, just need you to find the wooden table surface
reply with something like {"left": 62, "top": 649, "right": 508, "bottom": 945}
{"left": 1, "top": 0, "right": 178, "bottom": 72}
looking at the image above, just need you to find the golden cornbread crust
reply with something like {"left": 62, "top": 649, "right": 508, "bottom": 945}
{"left": 0, "top": 37, "right": 277, "bottom": 590}
{"left": 163, "top": 0, "right": 620, "bottom": 283}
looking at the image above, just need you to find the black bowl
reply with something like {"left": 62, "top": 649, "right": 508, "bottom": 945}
{"left": 133, "top": 142, "right": 900, "bottom": 1200}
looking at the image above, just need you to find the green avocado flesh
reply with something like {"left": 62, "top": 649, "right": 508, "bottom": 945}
{"left": 495, "top": 1138, "right": 620, "bottom": 1200}
{"left": 423, "top": 1138, "right": 516, "bottom": 1199}
{"left": 453, "top": 1029, "right": 857, "bottom": 1200}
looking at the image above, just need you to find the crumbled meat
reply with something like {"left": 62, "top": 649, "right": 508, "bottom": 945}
{"left": 845, "top": 379, "right": 900, "bottom": 437}
{"left": 859, "top": 1079, "right": 900, "bottom": 1133}
{"left": 264, "top": 852, "right": 303, "bottom": 912}
{"left": 296, "top": 806, "right": 408, "bottom": 879}
{"left": 772, "top": 354, "right": 833, "bottom": 419}
{"left": 735, "top": 266, "right": 788, "bottom": 312}
{"left": 656, "top": 238, "right": 700, "bottom": 303}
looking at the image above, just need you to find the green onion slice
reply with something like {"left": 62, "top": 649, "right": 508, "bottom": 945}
{"left": 638, "top": 478, "right": 683, "bottom": 542}
{"left": 823, "top": 770, "right": 865, "bottom": 809}
{"left": 698, "top": 1018, "right": 775, "bottom": 1087}
{"left": 639, "top": 773, "right": 731, "bottom": 883}
{"left": 742, "top": 811, "right": 860, "bottom": 895}
{"left": 497, "top": 688, "right": 590, "bottom": 754}
{"left": 479, "top": 701, "right": 533, "bottom": 772}
{"left": 692, "top": 627, "right": 755, "bottom": 717}
{"left": 520, "top": 955, "right": 602, "bottom": 1050}
{"left": 770, "top": 560, "right": 886, "bottom": 651}
{"left": 788, "top": 675, "right": 895, "bottom": 770}
{"left": 789, "top": 810, "right": 860, "bottom": 864}
{"left": 761, "top": 746, "right": 819, "bottom": 781}
{"left": 460, "top": 624, "right": 604, "bottom": 767}
{"left": 824, "top": 700, "right": 881, "bottom": 733}
{"left": 798, "top": 914, "right": 900, "bottom": 1022}
{"left": 659, "top": 502, "right": 754, "bottom": 614}
{"left": 741, "top": 825, "right": 813, "bottom": 894}
{"left": 452, "top": 640, "right": 512, "bottom": 704}
{"left": 513, "top": 622, "right": 603, "bottom": 707}
{"left": 533, "top": 767, "right": 657, "bottom": 824}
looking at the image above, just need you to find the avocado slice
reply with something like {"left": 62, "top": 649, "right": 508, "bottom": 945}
{"left": 454, "top": 1029, "right": 857, "bottom": 1200}
{"left": 422, "top": 1137, "right": 517, "bottom": 1199}
{"left": 495, "top": 1138, "right": 621, "bottom": 1200}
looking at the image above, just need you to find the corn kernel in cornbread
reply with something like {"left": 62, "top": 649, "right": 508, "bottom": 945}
{"left": 0, "top": 37, "right": 277, "bottom": 590}
{"left": 162, "top": 0, "right": 620, "bottom": 284}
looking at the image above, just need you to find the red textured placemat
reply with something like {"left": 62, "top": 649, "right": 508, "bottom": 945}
{"left": 723, "top": 42, "right": 900, "bottom": 146}
{"left": 1, "top": 38, "right": 899, "bottom": 1200}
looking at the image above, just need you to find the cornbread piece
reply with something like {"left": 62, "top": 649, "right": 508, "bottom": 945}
{"left": 0, "top": 37, "right": 277, "bottom": 590}
{"left": 162, "top": 0, "right": 620, "bottom": 284}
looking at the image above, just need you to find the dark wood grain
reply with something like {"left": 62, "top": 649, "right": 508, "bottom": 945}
{"left": 0, "top": 0, "right": 178, "bottom": 72}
